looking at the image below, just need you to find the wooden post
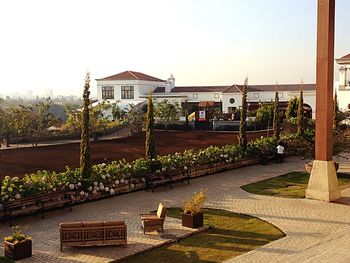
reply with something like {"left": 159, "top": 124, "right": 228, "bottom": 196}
{"left": 315, "top": 0, "right": 335, "bottom": 161}
{"left": 306, "top": 0, "right": 340, "bottom": 201}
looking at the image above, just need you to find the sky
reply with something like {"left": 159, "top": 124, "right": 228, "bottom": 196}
{"left": 0, "top": 0, "right": 349, "bottom": 97}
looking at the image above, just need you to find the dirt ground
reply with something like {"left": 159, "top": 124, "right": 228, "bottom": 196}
{"left": 0, "top": 130, "right": 269, "bottom": 178}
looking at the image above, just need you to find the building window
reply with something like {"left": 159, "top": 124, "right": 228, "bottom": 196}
{"left": 193, "top": 93, "right": 198, "bottom": 99}
{"left": 254, "top": 93, "right": 259, "bottom": 98}
{"left": 278, "top": 93, "right": 283, "bottom": 98}
{"left": 101, "top": 86, "right": 114, "bottom": 99}
{"left": 214, "top": 93, "right": 219, "bottom": 99}
{"left": 121, "top": 86, "right": 134, "bottom": 99}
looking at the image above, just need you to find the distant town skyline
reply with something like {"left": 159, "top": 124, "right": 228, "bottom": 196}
{"left": 0, "top": 0, "right": 349, "bottom": 97}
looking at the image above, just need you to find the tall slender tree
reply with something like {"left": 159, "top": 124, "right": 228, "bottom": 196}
{"left": 80, "top": 72, "right": 92, "bottom": 180}
{"left": 238, "top": 77, "right": 248, "bottom": 149}
{"left": 297, "top": 80, "right": 304, "bottom": 137}
{"left": 273, "top": 82, "right": 280, "bottom": 140}
{"left": 145, "top": 93, "right": 156, "bottom": 159}
{"left": 333, "top": 90, "right": 339, "bottom": 130}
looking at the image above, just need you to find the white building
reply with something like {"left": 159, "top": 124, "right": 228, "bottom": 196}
{"left": 335, "top": 53, "right": 350, "bottom": 111}
{"left": 96, "top": 70, "right": 317, "bottom": 117}
{"left": 96, "top": 71, "right": 167, "bottom": 109}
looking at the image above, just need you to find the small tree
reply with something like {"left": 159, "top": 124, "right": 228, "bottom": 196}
{"left": 111, "top": 101, "right": 127, "bottom": 121}
{"left": 285, "top": 97, "right": 299, "bottom": 121}
{"left": 256, "top": 103, "right": 274, "bottom": 128}
{"left": 238, "top": 77, "right": 248, "bottom": 149}
{"left": 333, "top": 91, "right": 339, "bottom": 130}
{"left": 145, "top": 93, "right": 156, "bottom": 159}
{"left": 297, "top": 81, "right": 304, "bottom": 137}
{"left": 273, "top": 83, "right": 280, "bottom": 139}
{"left": 80, "top": 72, "right": 92, "bottom": 180}
{"left": 127, "top": 103, "right": 146, "bottom": 135}
{"left": 22, "top": 99, "right": 58, "bottom": 147}
{"left": 154, "top": 99, "right": 181, "bottom": 130}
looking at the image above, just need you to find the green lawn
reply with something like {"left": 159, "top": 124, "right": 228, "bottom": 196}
{"left": 119, "top": 208, "right": 285, "bottom": 263}
{"left": 241, "top": 171, "right": 350, "bottom": 198}
{"left": 0, "top": 256, "right": 14, "bottom": 263}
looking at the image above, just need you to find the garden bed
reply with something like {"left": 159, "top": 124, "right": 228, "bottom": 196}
{"left": 1, "top": 135, "right": 299, "bottom": 221}
{"left": 117, "top": 208, "right": 285, "bottom": 263}
{"left": 0, "top": 130, "right": 270, "bottom": 179}
{"left": 241, "top": 171, "right": 350, "bottom": 198}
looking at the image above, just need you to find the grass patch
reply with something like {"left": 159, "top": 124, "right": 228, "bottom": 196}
{"left": 119, "top": 208, "right": 285, "bottom": 263}
{"left": 241, "top": 171, "right": 350, "bottom": 198}
{"left": 0, "top": 256, "right": 14, "bottom": 263}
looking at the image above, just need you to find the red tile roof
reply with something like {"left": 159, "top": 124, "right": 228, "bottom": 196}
{"left": 170, "top": 86, "right": 234, "bottom": 93}
{"left": 96, "top": 71, "right": 165, "bottom": 82}
{"left": 153, "top": 87, "right": 165, "bottom": 93}
{"left": 154, "top": 84, "right": 315, "bottom": 94}
{"left": 224, "top": 84, "right": 316, "bottom": 93}
{"left": 339, "top": 53, "right": 350, "bottom": 60}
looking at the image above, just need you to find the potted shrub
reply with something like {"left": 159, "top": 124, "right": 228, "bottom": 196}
{"left": 4, "top": 226, "right": 32, "bottom": 261}
{"left": 182, "top": 189, "right": 207, "bottom": 228}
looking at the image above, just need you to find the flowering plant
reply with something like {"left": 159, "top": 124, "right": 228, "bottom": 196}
{"left": 4, "top": 225, "right": 31, "bottom": 244}
{"left": 0, "top": 134, "right": 302, "bottom": 202}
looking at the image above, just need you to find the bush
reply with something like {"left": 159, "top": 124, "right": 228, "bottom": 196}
{"left": 182, "top": 189, "right": 207, "bottom": 215}
{"left": 1, "top": 134, "right": 305, "bottom": 202}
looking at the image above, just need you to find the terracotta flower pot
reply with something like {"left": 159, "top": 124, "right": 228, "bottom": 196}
{"left": 182, "top": 212, "right": 203, "bottom": 228}
{"left": 4, "top": 239, "right": 32, "bottom": 261}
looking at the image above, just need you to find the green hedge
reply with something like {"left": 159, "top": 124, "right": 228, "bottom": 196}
{"left": 1, "top": 135, "right": 299, "bottom": 202}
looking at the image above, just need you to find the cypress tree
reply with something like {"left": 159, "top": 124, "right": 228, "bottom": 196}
{"left": 145, "top": 93, "right": 156, "bottom": 159}
{"left": 333, "top": 91, "right": 339, "bottom": 130}
{"left": 238, "top": 78, "right": 248, "bottom": 149}
{"left": 273, "top": 82, "right": 280, "bottom": 140}
{"left": 285, "top": 97, "right": 299, "bottom": 121}
{"left": 80, "top": 72, "right": 92, "bottom": 180}
{"left": 297, "top": 81, "right": 304, "bottom": 137}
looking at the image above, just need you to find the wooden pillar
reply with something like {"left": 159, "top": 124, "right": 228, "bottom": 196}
{"left": 306, "top": 0, "right": 340, "bottom": 202}
{"left": 315, "top": 0, "right": 335, "bottom": 161}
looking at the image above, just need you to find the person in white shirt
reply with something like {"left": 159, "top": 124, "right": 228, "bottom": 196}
{"left": 276, "top": 144, "right": 285, "bottom": 163}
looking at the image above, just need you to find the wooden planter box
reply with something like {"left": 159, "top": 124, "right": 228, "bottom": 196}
{"left": 182, "top": 212, "right": 203, "bottom": 228}
{"left": 4, "top": 239, "right": 32, "bottom": 261}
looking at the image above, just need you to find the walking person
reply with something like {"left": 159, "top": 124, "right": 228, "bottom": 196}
{"left": 276, "top": 143, "right": 285, "bottom": 163}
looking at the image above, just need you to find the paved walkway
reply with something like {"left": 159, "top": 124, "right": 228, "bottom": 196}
{"left": 1, "top": 156, "right": 350, "bottom": 262}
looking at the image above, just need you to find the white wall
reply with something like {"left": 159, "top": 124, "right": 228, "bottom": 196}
{"left": 137, "top": 80, "right": 166, "bottom": 98}
{"left": 286, "top": 91, "right": 316, "bottom": 119}
{"left": 222, "top": 93, "right": 242, "bottom": 113}
{"left": 96, "top": 79, "right": 166, "bottom": 106}
{"left": 181, "top": 92, "right": 223, "bottom": 103}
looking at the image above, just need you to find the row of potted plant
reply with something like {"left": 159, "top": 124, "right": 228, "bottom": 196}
{"left": 1, "top": 134, "right": 300, "bottom": 202}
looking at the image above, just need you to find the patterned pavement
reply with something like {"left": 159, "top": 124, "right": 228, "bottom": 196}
{"left": 1, "top": 155, "right": 350, "bottom": 262}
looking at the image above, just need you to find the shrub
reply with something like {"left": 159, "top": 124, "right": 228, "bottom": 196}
{"left": 1, "top": 134, "right": 307, "bottom": 202}
{"left": 182, "top": 189, "right": 207, "bottom": 215}
{"left": 4, "top": 226, "right": 31, "bottom": 244}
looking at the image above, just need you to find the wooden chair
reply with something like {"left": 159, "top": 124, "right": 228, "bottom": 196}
{"left": 140, "top": 203, "right": 167, "bottom": 234}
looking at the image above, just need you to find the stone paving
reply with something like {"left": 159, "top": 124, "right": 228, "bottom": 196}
{"left": 1, "top": 155, "right": 350, "bottom": 262}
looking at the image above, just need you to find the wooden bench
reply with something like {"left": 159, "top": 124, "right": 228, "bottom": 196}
{"left": 145, "top": 168, "right": 191, "bottom": 192}
{"left": 3, "top": 191, "right": 73, "bottom": 226}
{"left": 59, "top": 220, "right": 127, "bottom": 251}
{"left": 145, "top": 173, "right": 171, "bottom": 193}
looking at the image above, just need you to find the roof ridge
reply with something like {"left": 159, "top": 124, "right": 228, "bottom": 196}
{"left": 233, "top": 84, "right": 242, "bottom": 93}
{"left": 128, "top": 71, "right": 139, "bottom": 79}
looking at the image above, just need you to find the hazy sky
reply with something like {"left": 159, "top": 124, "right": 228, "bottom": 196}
{"left": 0, "top": 0, "right": 349, "bottom": 97}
